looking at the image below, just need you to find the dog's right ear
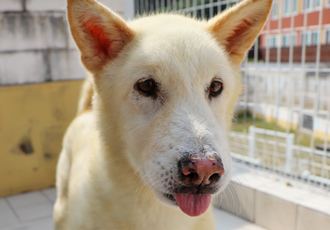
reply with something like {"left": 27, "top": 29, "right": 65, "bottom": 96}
{"left": 207, "top": 0, "right": 272, "bottom": 67}
{"left": 67, "top": 0, "right": 135, "bottom": 72}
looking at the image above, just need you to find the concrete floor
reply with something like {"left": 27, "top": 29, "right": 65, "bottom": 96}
{"left": 0, "top": 188, "right": 266, "bottom": 230}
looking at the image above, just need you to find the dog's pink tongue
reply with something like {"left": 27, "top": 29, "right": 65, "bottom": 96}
{"left": 175, "top": 194, "right": 212, "bottom": 217}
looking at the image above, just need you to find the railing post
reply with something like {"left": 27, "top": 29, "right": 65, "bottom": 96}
{"left": 285, "top": 133, "right": 295, "bottom": 174}
{"left": 248, "top": 126, "right": 255, "bottom": 159}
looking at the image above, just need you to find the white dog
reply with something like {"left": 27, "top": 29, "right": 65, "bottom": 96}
{"left": 54, "top": 0, "right": 272, "bottom": 229}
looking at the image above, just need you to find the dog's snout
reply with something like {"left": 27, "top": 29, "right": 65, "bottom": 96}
{"left": 179, "top": 154, "right": 224, "bottom": 186}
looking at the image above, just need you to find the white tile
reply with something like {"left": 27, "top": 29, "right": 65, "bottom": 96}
{"left": 49, "top": 49, "right": 86, "bottom": 81}
{"left": 14, "top": 201, "right": 53, "bottom": 222}
{"left": 231, "top": 172, "right": 277, "bottom": 192}
{"left": 257, "top": 180, "right": 314, "bottom": 205}
{"left": 0, "top": 52, "right": 48, "bottom": 85}
{"left": 214, "top": 182, "right": 255, "bottom": 222}
{"left": 11, "top": 227, "right": 28, "bottom": 230}
{"left": 41, "top": 187, "right": 56, "bottom": 203}
{"left": 98, "top": 0, "right": 124, "bottom": 14}
{"left": 234, "top": 225, "right": 266, "bottom": 230}
{"left": 7, "top": 191, "right": 48, "bottom": 209}
{"left": 0, "top": 223, "right": 27, "bottom": 230}
{"left": 298, "top": 193, "right": 330, "bottom": 216}
{"left": 255, "top": 191, "right": 297, "bottom": 230}
{"left": 0, "top": 12, "right": 68, "bottom": 52}
{"left": 0, "top": 209, "right": 20, "bottom": 228}
{"left": 26, "top": 217, "right": 54, "bottom": 230}
{"left": 0, "top": 198, "right": 11, "bottom": 213}
{"left": 26, "top": 0, "right": 66, "bottom": 11}
{"left": 0, "top": 0, "right": 23, "bottom": 12}
{"left": 214, "top": 207, "right": 248, "bottom": 230}
{"left": 296, "top": 206, "right": 330, "bottom": 230}
{"left": 0, "top": 49, "right": 85, "bottom": 85}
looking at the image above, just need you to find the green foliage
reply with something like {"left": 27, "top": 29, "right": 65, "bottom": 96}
{"left": 232, "top": 111, "right": 324, "bottom": 148}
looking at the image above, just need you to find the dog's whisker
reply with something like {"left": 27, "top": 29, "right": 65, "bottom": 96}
{"left": 104, "top": 156, "right": 125, "bottom": 165}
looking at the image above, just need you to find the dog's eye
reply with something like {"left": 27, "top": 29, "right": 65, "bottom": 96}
{"left": 136, "top": 79, "right": 157, "bottom": 95}
{"left": 209, "top": 80, "right": 223, "bottom": 97}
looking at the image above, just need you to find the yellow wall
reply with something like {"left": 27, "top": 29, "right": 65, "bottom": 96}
{"left": 0, "top": 80, "right": 83, "bottom": 198}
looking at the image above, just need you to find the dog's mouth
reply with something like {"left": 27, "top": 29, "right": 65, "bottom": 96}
{"left": 164, "top": 193, "right": 176, "bottom": 203}
{"left": 162, "top": 188, "right": 216, "bottom": 217}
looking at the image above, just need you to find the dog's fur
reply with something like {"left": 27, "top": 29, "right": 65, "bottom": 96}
{"left": 54, "top": 0, "right": 272, "bottom": 229}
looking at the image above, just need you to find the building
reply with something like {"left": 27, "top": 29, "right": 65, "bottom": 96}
{"left": 260, "top": 0, "right": 330, "bottom": 62}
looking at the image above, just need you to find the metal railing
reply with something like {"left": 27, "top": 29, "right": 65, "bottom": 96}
{"left": 135, "top": 0, "right": 330, "bottom": 193}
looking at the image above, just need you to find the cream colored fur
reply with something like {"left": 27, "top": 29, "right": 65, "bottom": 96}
{"left": 54, "top": 0, "right": 272, "bottom": 229}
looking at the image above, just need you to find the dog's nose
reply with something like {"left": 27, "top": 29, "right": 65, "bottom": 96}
{"left": 179, "top": 154, "right": 224, "bottom": 186}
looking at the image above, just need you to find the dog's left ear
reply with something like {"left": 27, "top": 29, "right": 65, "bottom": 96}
{"left": 67, "top": 0, "right": 135, "bottom": 72}
{"left": 207, "top": 0, "right": 273, "bottom": 67}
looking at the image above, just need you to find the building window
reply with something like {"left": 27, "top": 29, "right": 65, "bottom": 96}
{"left": 301, "top": 31, "right": 319, "bottom": 46}
{"left": 283, "top": 0, "right": 297, "bottom": 15}
{"left": 326, "top": 30, "right": 330, "bottom": 44}
{"left": 292, "top": 34, "right": 297, "bottom": 46}
{"left": 310, "top": 31, "right": 319, "bottom": 45}
{"left": 303, "top": 0, "right": 311, "bottom": 10}
{"left": 282, "top": 35, "right": 288, "bottom": 47}
{"left": 267, "top": 35, "right": 278, "bottom": 48}
{"left": 303, "top": 0, "right": 321, "bottom": 11}
{"left": 283, "top": 0, "right": 289, "bottom": 15}
{"left": 313, "top": 0, "right": 321, "bottom": 8}
{"left": 293, "top": 0, "right": 298, "bottom": 12}
{"left": 301, "top": 32, "right": 310, "bottom": 46}
{"left": 272, "top": 2, "right": 278, "bottom": 18}
{"left": 282, "top": 34, "right": 296, "bottom": 47}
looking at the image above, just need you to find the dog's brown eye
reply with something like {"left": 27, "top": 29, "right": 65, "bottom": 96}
{"left": 136, "top": 79, "right": 157, "bottom": 97}
{"left": 209, "top": 80, "right": 223, "bottom": 97}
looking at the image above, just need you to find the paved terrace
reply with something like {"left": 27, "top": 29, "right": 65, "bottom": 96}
{"left": 0, "top": 187, "right": 265, "bottom": 230}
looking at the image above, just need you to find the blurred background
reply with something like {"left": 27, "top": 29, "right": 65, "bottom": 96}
{"left": 0, "top": 0, "right": 330, "bottom": 230}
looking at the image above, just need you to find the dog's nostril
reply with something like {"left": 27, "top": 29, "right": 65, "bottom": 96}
{"left": 209, "top": 173, "right": 221, "bottom": 184}
{"left": 188, "top": 172, "right": 198, "bottom": 181}
{"left": 179, "top": 154, "right": 224, "bottom": 186}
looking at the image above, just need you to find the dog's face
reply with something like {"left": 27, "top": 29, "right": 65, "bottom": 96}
{"left": 67, "top": 0, "right": 272, "bottom": 217}
{"left": 106, "top": 19, "right": 240, "bottom": 211}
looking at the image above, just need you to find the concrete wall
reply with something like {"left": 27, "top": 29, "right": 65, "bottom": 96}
{"left": 215, "top": 175, "right": 330, "bottom": 230}
{"left": 0, "top": 0, "right": 126, "bottom": 86}
{"left": 0, "top": 0, "right": 128, "bottom": 197}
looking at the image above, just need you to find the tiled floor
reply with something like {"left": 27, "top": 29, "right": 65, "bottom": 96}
{"left": 0, "top": 188, "right": 55, "bottom": 230}
{"left": 0, "top": 188, "right": 265, "bottom": 230}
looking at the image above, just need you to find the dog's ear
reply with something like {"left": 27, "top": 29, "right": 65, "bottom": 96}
{"left": 67, "top": 0, "right": 135, "bottom": 72}
{"left": 207, "top": 0, "right": 272, "bottom": 67}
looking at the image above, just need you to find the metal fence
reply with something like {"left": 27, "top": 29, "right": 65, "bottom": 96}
{"left": 135, "top": 0, "right": 330, "bottom": 193}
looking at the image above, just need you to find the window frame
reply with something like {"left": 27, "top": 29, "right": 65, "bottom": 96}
{"left": 303, "top": 0, "right": 321, "bottom": 12}
{"left": 283, "top": 0, "right": 298, "bottom": 16}
{"left": 267, "top": 35, "right": 278, "bottom": 48}
{"left": 326, "top": 30, "right": 330, "bottom": 44}
{"left": 310, "top": 31, "right": 319, "bottom": 45}
{"left": 283, "top": 0, "right": 290, "bottom": 16}
{"left": 282, "top": 33, "right": 297, "bottom": 47}
{"left": 272, "top": 1, "right": 278, "bottom": 19}
{"left": 301, "top": 32, "right": 310, "bottom": 46}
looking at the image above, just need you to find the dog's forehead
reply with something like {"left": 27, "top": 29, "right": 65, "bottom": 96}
{"left": 127, "top": 15, "right": 229, "bottom": 83}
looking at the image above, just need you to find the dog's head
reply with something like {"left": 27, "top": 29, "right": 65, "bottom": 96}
{"left": 67, "top": 0, "right": 272, "bottom": 217}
